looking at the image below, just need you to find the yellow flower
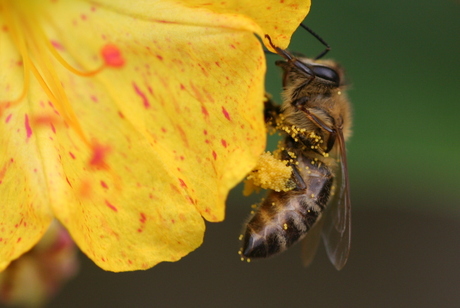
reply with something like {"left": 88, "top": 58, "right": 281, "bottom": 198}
{"left": 0, "top": 0, "right": 310, "bottom": 272}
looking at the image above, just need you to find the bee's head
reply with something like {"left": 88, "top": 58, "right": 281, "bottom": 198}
{"left": 276, "top": 58, "right": 342, "bottom": 90}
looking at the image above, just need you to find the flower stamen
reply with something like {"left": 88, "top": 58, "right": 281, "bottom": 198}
{"left": 0, "top": 2, "right": 123, "bottom": 147}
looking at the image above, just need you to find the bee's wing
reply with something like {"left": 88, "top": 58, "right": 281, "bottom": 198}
{"left": 321, "top": 130, "right": 351, "bottom": 270}
{"left": 301, "top": 214, "right": 325, "bottom": 267}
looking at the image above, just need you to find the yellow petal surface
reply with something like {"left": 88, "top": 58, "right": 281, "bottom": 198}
{"left": 0, "top": 8, "right": 54, "bottom": 271}
{"left": 181, "top": 0, "right": 311, "bottom": 48}
{"left": 0, "top": 0, "right": 310, "bottom": 272}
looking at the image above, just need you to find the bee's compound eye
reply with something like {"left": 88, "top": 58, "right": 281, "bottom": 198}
{"left": 312, "top": 65, "right": 340, "bottom": 85}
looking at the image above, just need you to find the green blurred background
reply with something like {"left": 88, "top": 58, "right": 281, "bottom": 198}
{"left": 7, "top": 1, "right": 459, "bottom": 307}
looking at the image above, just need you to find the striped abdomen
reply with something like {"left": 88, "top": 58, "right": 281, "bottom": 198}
{"left": 241, "top": 155, "right": 333, "bottom": 259}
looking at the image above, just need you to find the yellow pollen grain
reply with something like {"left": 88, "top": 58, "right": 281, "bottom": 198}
{"left": 245, "top": 152, "right": 294, "bottom": 192}
{"left": 310, "top": 194, "right": 315, "bottom": 198}
{"left": 238, "top": 235, "right": 243, "bottom": 241}
{"left": 283, "top": 223, "right": 288, "bottom": 230}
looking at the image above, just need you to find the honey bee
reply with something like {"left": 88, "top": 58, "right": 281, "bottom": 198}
{"left": 239, "top": 27, "right": 352, "bottom": 270}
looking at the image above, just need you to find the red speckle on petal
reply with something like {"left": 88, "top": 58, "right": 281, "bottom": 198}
{"left": 180, "top": 84, "right": 186, "bottom": 90}
{"left": 100, "top": 181, "right": 108, "bottom": 189}
{"left": 203, "top": 130, "right": 208, "bottom": 135}
{"left": 147, "top": 86, "right": 154, "bottom": 96}
{"left": 156, "top": 55, "right": 163, "bottom": 61}
{"left": 221, "top": 139, "right": 228, "bottom": 148}
{"left": 176, "top": 125, "right": 189, "bottom": 148}
{"left": 69, "top": 152, "right": 76, "bottom": 159}
{"left": 133, "top": 82, "right": 150, "bottom": 108}
{"left": 140, "top": 213, "right": 146, "bottom": 223}
{"left": 89, "top": 143, "right": 111, "bottom": 168}
{"left": 170, "top": 184, "right": 180, "bottom": 194}
{"left": 32, "top": 115, "right": 59, "bottom": 131}
{"left": 105, "top": 200, "right": 118, "bottom": 212}
{"left": 51, "top": 40, "right": 64, "bottom": 50}
{"left": 66, "top": 177, "right": 72, "bottom": 187}
{"left": 5, "top": 114, "right": 12, "bottom": 123}
{"left": 0, "top": 163, "right": 8, "bottom": 181}
{"left": 212, "top": 151, "right": 217, "bottom": 160}
{"left": 17, "top": 238, "right": 21, "bottom": 243}
{"left": 221, "top": 107, "right": 231, "bottom": 121}
{"left": 201, "top": 106, "right": 209, "bottom": 118}
{"left": 24, "top": 114, "right": 32, "bottom": 139}
{"left": 101, "top": 44, "right": 125, "bottom": 67}
{"left": 178, "top": 178, "right": 187, "bottom": 188}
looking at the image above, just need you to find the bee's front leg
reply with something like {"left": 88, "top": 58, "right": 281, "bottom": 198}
{"left": 263, "top": 94, "right": 281, "bottom": 128}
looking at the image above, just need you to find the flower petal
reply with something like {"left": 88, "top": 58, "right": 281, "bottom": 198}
{"left": 0, "top": 25, "right": 54, "bottom": 271}
{"left": 178, "top": 0, "right": 311, "bottom": 48}
{"left": 1, "top": 0, "right": 311, "bottom": 272}
{"left": 36, "top": 0, "right": 268, "bottom": 271}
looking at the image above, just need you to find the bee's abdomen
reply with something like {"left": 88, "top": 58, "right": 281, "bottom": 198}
{"left": 241, "top": 191, "right": 322, "bottom": 259}
{"left": 241, "top": 156, "right": 333, "bottom": 259}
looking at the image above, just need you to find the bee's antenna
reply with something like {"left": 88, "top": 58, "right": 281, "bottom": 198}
{"left": 265, "top": 34, "right": 316, "bottom": 79}
{"left": 299, "top": 23, "right": 331, "bottom": 60}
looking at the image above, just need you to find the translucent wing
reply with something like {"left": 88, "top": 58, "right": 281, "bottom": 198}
{"left": 301, "top": 214, "right": 325, "bottom": 267}
{"left": 321, "top": 129, "right": 351, "bottom": 270}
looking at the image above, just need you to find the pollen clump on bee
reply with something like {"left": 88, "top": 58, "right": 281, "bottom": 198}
{"left": 243, "top": 152, "right": 294, "bottom": 195}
